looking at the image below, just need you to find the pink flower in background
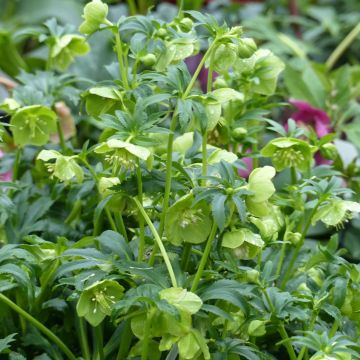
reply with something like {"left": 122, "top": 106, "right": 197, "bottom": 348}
{"left": 289, "top": 99, "right": 331, "bottom": 138}
{"left": 0, "top": 150, "right": 13, "bottom": 182}
{"left": 238, "top": 153, "right": 253, "bottom": 178}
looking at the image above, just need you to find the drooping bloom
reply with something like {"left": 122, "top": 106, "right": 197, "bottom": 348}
{"left": 289, "top": 99, "right": 331, "bottom": 138}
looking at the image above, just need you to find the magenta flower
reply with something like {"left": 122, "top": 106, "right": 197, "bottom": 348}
{"left": 238, "top": 151, "right": 253, "bottom": 178}
{"left": 289, "top": 99, "right": 331, "bottom": 138}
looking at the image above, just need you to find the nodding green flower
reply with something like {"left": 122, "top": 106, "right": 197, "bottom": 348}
{"left": 222, "top": 228, "right": 264, "bottom": 260}
{"left": 250, "top": 205, "right": 284, "bottom": 241}
{"left": 50, "top": 34, "right": 90, "bottom": 70}
{"left": 248, "top": 320, "right": 267, "bottom": 337}
{"left": 246, "top": 166, "right": 276, "bottom": 217}
{"left": 212, "top": 43, "right": 237, "bottom": 73}
{"left": 165, "top": 194, "right": 212, "bottom": 246}
{"left": 10, "top": 105, "right": 57, "bottom": 147}
{"left": 76, "top": 280, "right": 124, "bottom": 327}
{"left": 98, "top": 177, "right": 120, "bottom": 197}
{"left": 37, "top": 149, "right": 84, "bottom": 183}
{"left": 94, "top": 139, "right": 153, "bottom": 172}
{"left": 261, "top": 137, "right": 314, "bottom": 172}
{"left": 312, "top": 199, "right": 360, "bottom": 229}
{"left": 79, "top": 0, "right": 110, "bottom": 36}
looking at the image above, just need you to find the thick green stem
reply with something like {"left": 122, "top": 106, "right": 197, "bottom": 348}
{"left": 127, "top": 0, "right": 137, "bottom": 15}
{"left": 12, "top": 147, "right": 22, "bottom": 182}
{"left": 114, "top": 31, "right": 130, "bottom": 91}
{"left": 141, "top": 309, "right": 155, "bottom": 360}
{"left": 191, "top": 222, "right": 217, "bottom": 292}
{"left": 326, "top": 23, "right": 360, "bottom": 70}
{"left": 278, "top": 324, "right": 297, "bottom": 360}
{"left": 181, "top": 242, "right": 192, "bottom": 271}
{"left": 133, "top": 197, "right": 177, "bottom": 288}
{"left": 105, "top": 208, "right": 117, "bottom": 232}
{"left": 116, "top": 320, "right": 133, "bottom": 360}
{"left": 79, "top": 318, "right": 91, "bottom": 360}
{"left": 93, "top": 325, "right": 104, "bottom": 360}
{"left": 0, "top": 294, "right": 77, "bottom": 360}
{"left": 136, "top": 159, "right": 145, "bottom": 261}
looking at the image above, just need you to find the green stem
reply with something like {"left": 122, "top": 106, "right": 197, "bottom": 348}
{"left": 326, "top": 23, "right": 360, "bottom": 70}
{"left": 278, "top": 324, "right": 297, "bottom": 360}
{"left": 126, "top": 0, "right": 137, "bottom": 15}
{"left": 105, "top": 208, "right": 117, "bottom": 232}
{"left": 114, "top": 212, "right": 128, "bottom": 242}
{"left": 133, "top": 197, "right": 177, "bottom": 288}
{"left": 141, "top": 309, "right": 155, "bottom": 360}
{"left": 252, "top": 142, "right": 259, "bottom": 169}
{"left": 94, "top": 325, "right": 104, "bottom": 360}
{"left": 201, "top": 133, "right": 208, "bottom": 185}
{"left": 116, "top": 320, "right": 133, "bottom": 360}
{"left": 79, "top": 318, "right": 91, "bottom": 360}
{"left": 329, "top": 320, "right": 339, "bottom": 338}
{"left": 12, "top": 147, "right": 22, "bottom": 182}
{"left": 114, "top": 30, "right": 130, "bottom": 91}
{"left": 0, "top": 294, "right": 77, "bottom": 360}
{"left": 57, "top": 120, "right": 66, "bottom": 152}
{"left": 275, "top": 241, "right": 287, "bottom": 280}
{"left": 191, "top": 222, "right": 217, "bottom": 292}
{"left": 181, "top": 242, "right": 192, "bottom": 271}
{"left": 15, "top": 291, "right": 26, "bottom": 334}
{"left": 136, "top": 159, "right": 145, "bottom": 261}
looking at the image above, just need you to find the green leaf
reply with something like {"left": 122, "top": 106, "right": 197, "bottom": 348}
{"left": 211, "top": 193, "right": 227, "bottom": 231}
{"left": 0, "top": 333, "right": 17, "bottom": 354}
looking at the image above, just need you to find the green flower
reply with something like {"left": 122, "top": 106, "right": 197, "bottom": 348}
{"left": 98, "top": 177, "right": 121, "bottom": 197}
{"left": 159, "top": 287, "right": 202, "bottom": 315}
{"left": 10, "top": 105, "right": 57, "bottom": 147}
{"left": 312, "top": 199, "right": 360, "bottom": 228}
{"left": 261, "top": 137, "right": 314, "bottom": 172}
{"left": 248, "top": 320, "right": 266, "bottom": 337}
{"left": 79, "top": 0, "right": 110, "bottom": 36}
{"left": 250, "top": 205, "right": 284, "bottom": 241}
{"left": 50, "top": 34, "right": 90, "bottom": 70}
{"left": 246, "top": 166, "right": 276, "bottom": 217}
{"left": 165, "top": 194, "right": 212, "bottom": 245}
{"left": 212, "top": 43, "right": 237, "bottom": 73}
{"left": 76, "top": 280, "right": 124, "bottom": 326}
{"left": 95, "top": 139, "right": 153, "bottom": 171}
{"left": 222, "top": 228, "right": 264, "bottom": 260}
{"left": 37, "top": 150, "right": 84, "bottom": 183}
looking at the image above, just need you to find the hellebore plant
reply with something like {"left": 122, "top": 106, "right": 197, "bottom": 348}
{"left": 0, "top": 1, "right": 359, "bottom": 360}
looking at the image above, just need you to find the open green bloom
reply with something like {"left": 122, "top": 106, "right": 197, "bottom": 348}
{"left": 261, "top": 137, "right": 314, "bottom": 172}
{"left": 165, "top": 194, "right": 212, "bottom": 245}
{"left": 50, "top": 34, "right": 90, "bottom": 70}
{"left": 248, "top": 320, "right": 266, "bottom": 337}
{"left": 246, "top": 166, "right": 276, "bottom": 217}
{"left": 95, "top": 138, "right": 153, "bottom": 171}
{"left": 38, "top": 149, "right": 84, "bottom": 183}
{"left": 98, "top": 177, "right": 120, "bottom": 197}
{"left": 312, "top": 199, "right": 360, "bottom": 228}
{"left": 79, "top": 0, "right": 110, "bottom": 35}
{"left": 212, "top": 43, "right": 238, "bottom": 74}
{"left": 10, "top": 105, "right": 57, "bottom": 147}
{"left": 222, "top": 228, "right": 264, "bottom": 260}
{"left": 76, "top": 280, "right": 124, "bottom": 326}
{"left": 178, "top": 329, "right": 210, "bottom": 360}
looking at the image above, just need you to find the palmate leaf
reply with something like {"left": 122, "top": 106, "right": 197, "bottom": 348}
{"left": 215, "top": 338, "right": 260, "bottom": 360}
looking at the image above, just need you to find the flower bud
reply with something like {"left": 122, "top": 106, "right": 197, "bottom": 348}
{"left": 140, "top": 54, "right": 156, "bottom": 66}
{"left": 213, "top": 77, "right": 228, "bottom": 89}
{"left": 156, "top": 28, "right": 167, "bottom": 38}
{"left": 213, "top": 43, "right": 237, "bottom": 73}
{"left": 320, "top": 143, "right": 337, "bottom": 160}
{"left": 246, "top": 269, "right": 260, "bottom": 283}
{"left": 284, "top": 231, "right": 302, "bottom": 246}
{"left": 232, "top": 127, "right": 247, "bottom": 141}
{"left": 79, "top": 0, "right": 109, "bottom": 35}
{"left": 179, "top": 17, "right": 193, "bottom": 32}
{"left": 237, "top": 38, "right": 257, "bottom": 58}
{"left": 229, "top": 26, "right": 243, "bottom": 37}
